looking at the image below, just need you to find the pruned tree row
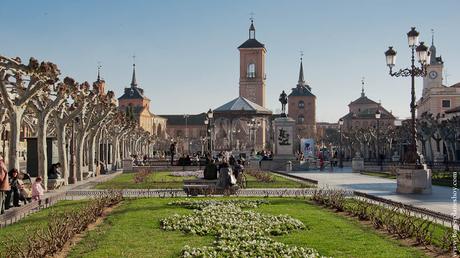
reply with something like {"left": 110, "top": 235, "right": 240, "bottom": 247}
{"left": 0, "top": 55, "right": 154, "bottom": 189}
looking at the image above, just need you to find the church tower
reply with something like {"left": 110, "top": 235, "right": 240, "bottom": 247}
{"left": 288, "top": 57, "right": 316, "bottom": 138}
{"left": 238, "top": 20, "right": 267, "bottom": 107}
{"left": 423, "top": 32, "right": 444, "bottom": 96}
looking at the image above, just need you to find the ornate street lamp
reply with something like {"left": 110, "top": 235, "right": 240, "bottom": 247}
{"left": 206, "top": 109, "right": 213, "bottom": 154}
{"left": 375, "top": 109, "right": 382, "bottom": 171}
{"left": 385, "top": 27, "right": 430, "bottom": 166}
{"left": 338, "top": 118, "right": 344, "bottom": 168}
{"left": 247, "top": 118, "right": 261, "bottom": 152}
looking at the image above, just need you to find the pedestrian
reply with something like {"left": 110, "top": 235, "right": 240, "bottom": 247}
{"left": 32, "top": 177, "right": 45, "bottom": 201}
{"left": 0, "top": 156, "right": 10, "bottom": 214}
{"left": 6, "top": 168, "right": 21, "bottom": 208}
{"left": 170, "top": 142, "right": 176, "bottom": 166}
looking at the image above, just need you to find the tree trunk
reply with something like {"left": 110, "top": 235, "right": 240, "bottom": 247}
{"left": 87, "top": 129, "right": 97, "bottom": 173}
{"left": 76, "top": 132, "right": 86, "bottom": 181}
{"left": 36, "top": 113, "right": 49, "bottom": 190}
{"left": 8, "top": 109, "right": 24, "bottom": 171}
{"left": 111, "top": 135, "right": 120, "bottom": 170}
{"left": 56, "top": 122, "right": 68, "bottom": 184}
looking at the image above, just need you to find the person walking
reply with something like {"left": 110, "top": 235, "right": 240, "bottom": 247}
{"left": 32, "top": 177, "right": 45, "bottom": 201}
{"left": 169, "top": 142, "right": 176, "bottom": 166}
{"left": 0, "top": 156, "right": 10, "bottom": 214}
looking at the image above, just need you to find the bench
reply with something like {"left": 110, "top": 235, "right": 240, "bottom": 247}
{"left": 83, "top": 171, "right": 95, "bottom": 180}
{"left": 48, "top": 178, "right": 65, "bottom": 190}
{"left": 183, "top": 179, "right": 238, "bottom": 196}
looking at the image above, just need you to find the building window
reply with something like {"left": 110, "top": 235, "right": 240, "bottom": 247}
{"left": 442, "top": 100, "right": 451, "bottom": 108}
{"left": 298, "top": 101, "right": 305, "bottom": 109}
{"left": 247, "top": 63, "right": 256, "bottom": 78}
{"left": 297, "top": 115, "right": 305, "bottom": 124}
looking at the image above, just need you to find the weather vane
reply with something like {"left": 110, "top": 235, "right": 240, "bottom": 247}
{"left": 132, "top": 54, "right": 136, "bottom": 66}
{"left": 300, "top": 50, "right": 304, "bottom": 61}
{"left": 249, "top": 12, "right": 255, "bottom": 22}
{"left": 97, "top": 61, "right": 102, "bottom": 80}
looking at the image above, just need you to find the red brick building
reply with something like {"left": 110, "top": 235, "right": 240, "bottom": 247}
{"left": 288, "top": 59, "right": 317, "bottom": 139}
{"left": 118, "top": 63, "right": 166, "bottom": 137}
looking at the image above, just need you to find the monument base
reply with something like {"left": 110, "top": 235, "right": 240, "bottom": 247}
{"left": 352, "top": 157, "right": 364, "bottom": 172}
{"left": 396, "top": 167, "right": 432, "bottom": 194}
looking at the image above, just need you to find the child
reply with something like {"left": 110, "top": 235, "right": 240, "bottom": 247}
{"left": 32, "top": 177, "right": 44, "bottom": 201}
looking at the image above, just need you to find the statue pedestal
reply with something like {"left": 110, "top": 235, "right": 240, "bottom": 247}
{"left": 273, "top": 116, "right": 296, "bottom": 160}
{"left": 271, "top": 116, "right": 296, "bottom": 171}
{"left": 396, "top": 167, "right": 432, "bottom": 194}
{"left": 352, "top": 157, "right": 364, "bottom": 172}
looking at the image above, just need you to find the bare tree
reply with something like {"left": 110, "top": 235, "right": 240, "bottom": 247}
{"left": 0, "top": 56, "right": 60, "bottom": 170}
{"left": 29, "top": 78, "right": 72, "bottom": 188}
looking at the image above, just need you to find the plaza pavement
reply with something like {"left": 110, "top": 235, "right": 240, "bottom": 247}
{"left": 287, "top": 168, "right": 459, "bottom": 217}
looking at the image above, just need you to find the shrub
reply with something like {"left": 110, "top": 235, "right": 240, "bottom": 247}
{"left": 246, "top": 170, "right": 274, "bottom": 183}
{"left": 0, "top": 190, "right": 123, "bottom": 258}
{"left": 133, "top": 169, "right": 150, "bottom": 184}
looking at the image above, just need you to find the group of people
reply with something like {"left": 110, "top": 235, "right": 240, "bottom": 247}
{"left": 0, "top": 156, "right": 45, "bottom": 215}
{"left": 203, "top": 154, "right": 246, "bottom": 189}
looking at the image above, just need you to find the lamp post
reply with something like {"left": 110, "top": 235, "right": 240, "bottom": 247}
{"left": 232, "top": 129, "right": 241, "bottom": 150}
{"left": 394, "top": 119, "right": 403, "bottom": 163}
{"left": 204, "top": 118, "right": 209, "bottom": 153}
{"left": 247, "top": 118, "right": 260, "bottom": 152}
{"left": 184, "top": 114, "right": 189, "bottom": 154}
{"left": 385, "top": 27, "right": 429, "bottom": 166}
{"left": 375, "top": 109, "right": 382, "bottom": 171}
{"left": 338, "top": 118, "right": 344, "bottom": 168}
{"left": 206, "top": 109, "right": 213, "bottom": 154}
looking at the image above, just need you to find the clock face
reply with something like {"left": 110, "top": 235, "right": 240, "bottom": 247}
{"left": 429, "top": 71, "right": 438, "bottom": 79}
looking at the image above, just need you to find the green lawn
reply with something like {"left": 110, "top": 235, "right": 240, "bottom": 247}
{"left": 95, "top": 171, "right": 312, "bottom": 189}
{"left": 68, "top": 198, "right": 428, "bottom": 258}
{"left": 95, "top": 172, "right": 196, "bottom": 189}
{"left": 361, "top": 171, "right": 459, "bottom": 187}
{"left": 0, "top": 200, "right": 89, "bottom": 253}
{"left": 245, "top": 173, "right": 314, "bottom": 188}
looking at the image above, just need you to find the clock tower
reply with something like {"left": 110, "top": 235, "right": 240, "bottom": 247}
{"left": 238, "top": 20, "right": 266, "bottom": 107}
{"left": 422, "top": 35, "right": 443, "bottom": 96}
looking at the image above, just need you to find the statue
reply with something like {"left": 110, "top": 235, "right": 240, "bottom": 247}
{"left": 279, "top": 90, "right": 288, "bottom": 117}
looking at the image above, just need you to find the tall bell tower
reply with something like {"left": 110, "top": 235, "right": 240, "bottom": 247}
{"left": 423, "top": 31, "right": 444, "bottom": 96}
{"left": 238, "top": 20, "right": 267, "bottom": 107}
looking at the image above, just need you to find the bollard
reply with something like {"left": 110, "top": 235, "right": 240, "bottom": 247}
{"left": 286, "top": 161, "right": 292, "bottom": 172}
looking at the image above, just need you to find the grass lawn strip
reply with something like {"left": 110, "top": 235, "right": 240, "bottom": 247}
{"left": 95, "top": 171, "right": 311, "bottom": 189}
{"left": 67, "top": 197, "right": 428, "bottom": 258}
{"left": 0, "top": 200, "right": 89, "bottom": 254}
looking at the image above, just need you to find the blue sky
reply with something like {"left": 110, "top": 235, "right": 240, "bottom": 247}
{"left": 1, "top": 0, "right": 459, "bottom": 122}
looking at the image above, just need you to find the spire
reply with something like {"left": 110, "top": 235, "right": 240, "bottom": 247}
{"left": 298, "top": 54, "right": 305, "bottom": 86}
{"left": 97, "top": 62, "right": 102, "bottom": 82}
{"left": 131, "top": 55, "right": 137, "bottom": 87}
{"left": 361, "top": 77, "right": 365, "bottom": 97}
{"left": 429, "top": 29, "right": 437, "bottom": 64}
{"left": 249, "top": 14, "right": 256, "bottom": 39}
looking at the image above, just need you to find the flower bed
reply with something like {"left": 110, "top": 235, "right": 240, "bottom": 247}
{"left": 161, "top": 200, "right": 321, "bottom": 257}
